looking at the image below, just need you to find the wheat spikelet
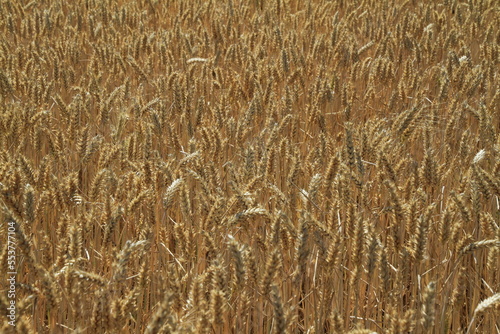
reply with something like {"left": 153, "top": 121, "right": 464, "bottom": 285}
{"left": 229, "top": 207, "right": 270, "bottom": 226}
{"left": 293, "top": 214, "right": 311, "bottom": 285}
{"left": 228, "top": 235, "right": 245, "bottom": 289}
{"left": 163, "top": 178, "right": 183, "bottom": 209}
{"left": 112, "top": 240, "right": 148, "bottom": 282}
{"left": 271, "top": 285, "right": 286, "bottom": 334}
{"left": 467, "top": 293, "right": 500, "bottom": 334}
{"left": 145, "top": 293, "right": 174, "bottom": 334}
{"left": 461, "top": 239, "right": 500, "bottom": 255}
{"left": 474, "top": 293, "right": 500, "bottom": 315}
{"left": 72, "top": 269, "right": 106, "bottom": 287}
{"left": 421, "top": 281, "right": 436, "bottom": 329}
{"left": 210, "top": 288, "right": 226, "bottom": 326}
{"left": 261, "top": 249, "right": 280, "bottom": 296}
{"left": 244, "top": 247, "right": 259, "bottom": 287}
{"left": 1, "top": 1, "right": 498, "bottom": 332}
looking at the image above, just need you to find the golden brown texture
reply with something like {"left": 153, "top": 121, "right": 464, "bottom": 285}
{"left": 0, "top": 0, "right": 499, "bottom": 333}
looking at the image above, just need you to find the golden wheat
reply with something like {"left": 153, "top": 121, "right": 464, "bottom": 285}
{"left": 0, "top": 0, "right": 499, "bottom": 333}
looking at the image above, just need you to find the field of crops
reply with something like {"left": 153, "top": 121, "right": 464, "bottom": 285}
{"left": 0, "top": 0, "right": 499, "bottom": 333}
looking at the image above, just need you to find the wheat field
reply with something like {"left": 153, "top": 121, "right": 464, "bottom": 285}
{"left": 0, "top": 0, "right": 499, "bottom": 333}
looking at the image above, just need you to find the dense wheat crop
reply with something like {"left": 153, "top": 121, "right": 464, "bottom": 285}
{"left": 0, "top": 0, "right": 499, "bottom": 333}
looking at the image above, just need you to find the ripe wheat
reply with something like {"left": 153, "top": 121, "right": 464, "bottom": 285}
{"left": 0, "top": 0, "right": 499, "bottom": 333}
